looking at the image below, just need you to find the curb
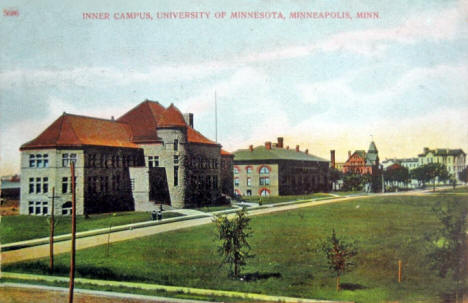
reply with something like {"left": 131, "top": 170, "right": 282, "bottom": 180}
{"left": 0, "top": 282, "right": 215, "bottom": 303}
{"left": 1, "top": 272, "right": 351, "bottom": 303}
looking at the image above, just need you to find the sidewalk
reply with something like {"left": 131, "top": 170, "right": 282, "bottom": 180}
{"left": 1, "top": 273, "right": 350, "bottom": 303}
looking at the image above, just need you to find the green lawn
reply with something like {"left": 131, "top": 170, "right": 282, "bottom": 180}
{"left": 241, "top": 192, "right": 333, "bottom": 204}
{"left": 0, "top": 211, "right": 182, "bottom": 244}
{"left": 4, "top": 194, "right": 467, "bottom": 303}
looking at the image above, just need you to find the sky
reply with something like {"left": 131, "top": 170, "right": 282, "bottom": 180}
{"left": 1, "top": 0, "right": 467, "bottom": 175}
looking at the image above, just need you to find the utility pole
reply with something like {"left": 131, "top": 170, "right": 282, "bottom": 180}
{"left": 215, "top": 91, "right": 218, "bottom": 143}
{"left": 49, "top": 187, "right": 56, "bottom": 273}
{"left": 68, "top": 162, "right": 76, "bottom": 303}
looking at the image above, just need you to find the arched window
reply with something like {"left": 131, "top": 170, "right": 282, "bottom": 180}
{"left": 233, "top": 167, "right": 239, "bottom": 174}
{"left": 259, "top": 166, "right": 270, "bottom": 174}
{"left": 246, "top": 166, "right": 253, "bottom": 174}
{"left": 62, "top": 201, "right": 72, "bottom": 215}
{"left": 260, "top": 189, "right": 270, "bottom": 196}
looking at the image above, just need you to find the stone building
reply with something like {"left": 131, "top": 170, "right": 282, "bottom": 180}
{"left": 19, "top": 100, "right": 233, "bottom": 215}
{"left": 232, "top": 138, "right": 329, "bottom": 197}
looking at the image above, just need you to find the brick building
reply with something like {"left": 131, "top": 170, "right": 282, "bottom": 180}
{"left": 19, "top": 100, "right": 233, "bottom": 215}
{"left": 232, "top": 138, "right": 329, "bottom": 197}
{"left": 343, "top": 141, "right": 380, "bottom": 175}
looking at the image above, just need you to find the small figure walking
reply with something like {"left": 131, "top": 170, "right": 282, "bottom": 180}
{"left": 151, "top": 210, "right": 157, "bottom": 221}
{"left": 157, "top": 209, "right": 162, "bottom": 221}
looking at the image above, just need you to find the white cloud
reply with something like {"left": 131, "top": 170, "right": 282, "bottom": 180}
{"left": 1, "top": 2, "right": 464, "bottom": 91}
{"left": 297, "top": 63, "right": 468, "bottom": 108}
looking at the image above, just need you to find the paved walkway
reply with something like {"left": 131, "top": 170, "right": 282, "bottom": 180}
{"left": 0, "top": 282, "right": 216, "bottom": 303}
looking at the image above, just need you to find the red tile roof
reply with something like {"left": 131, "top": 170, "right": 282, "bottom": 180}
{"left": 117, "top": 100, "right": 164, "bottom": 143}
{"left": 21, "top": 100, "right": 222, "bottom": 150}
{"left": 20, "top": 114, "right": 138, "bottom": 150}
{"left": 221, "top": 149, "right": 233, "bottom": 156}
{"left": 158, "top": 104, "right": 187, "bottom": 128}
{"left": 187, "top": 126, "right": 217, "bottom": 145}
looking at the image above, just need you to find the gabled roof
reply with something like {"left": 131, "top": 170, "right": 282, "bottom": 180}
{"left": 233, "top": 146, "right": 328, "bottom": 162}
{"left": 20, "top": 114, "right": 138, "bottom": 150}
{"left": 158, "top": 104, "right": 187, "bottom": 128}
{"left": 117, "top": 100, "right": 165, "bottom": 143}
{"left": 353, "top": 150, "right": 366, "bottom": 159}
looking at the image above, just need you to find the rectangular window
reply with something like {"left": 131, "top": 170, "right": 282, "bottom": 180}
{"left": 63, "top": 177, "right": 69, "bottom": 193}
{"left": 36, "top": 177, "right": 41, "bottom": 193}
{"left": 174, "top": 139, "right": 179, "bottom": 151}
{"left": 28, "top": 201, "right": 34, "bottom": 214}
{"left": 29, "top": 155, "right": 36, "bottom": 167}
{"left": 36, "top": 154, "right": 43, "bottom": 168}
{"left": 43, "top": 154, "right": 49, "bottom": 167}
{"left": 260, "top": 177, "right": 270, "bottom": 185}
{"left": 213, "top": 175, "right": 218, "bottom": 189}
{"left": 234, "top": 178, "right": 239, "bottom": 186}
{"left": 130, "top": 178, "right": 135, "bottom": 191}
{"left": 247, "top": 177, "right": 252, "bottom": 187}
{"left": 35, "top": 201, "right": 41, "bottom": 215}
{"left": 148, "top": 156, "right": 159, "bottom": 168}
{"left": 29, "top": 178, "right": 34, "bottom": 193}
{"left": 174, "top": 166, "right": 179, "bottom": 186}
{"left": 42, "top": 201, "right": 48, "bottom": 215}
{"left": 62, "top": 153, "right": 76, "bottom": 167}
{"left": 43, "top": 177, "right": 49, "bottom": 193}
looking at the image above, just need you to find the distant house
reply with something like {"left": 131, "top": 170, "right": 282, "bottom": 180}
{"left": 1, "top": 175, "right": 20, "bottom": 200}
{"left": 399, "top": 158, "right": 419, "bottom": 171}
{"left": 233, "top": 137, "right": 329, "bottom": 197}
{"left": 19, "top": 100, "right": 233, "bottom": 216}
{"left": 417, "top": 148, "right": 466, "bottom": 181}
{"left": 343, "top": 141, "right": 380, "bottom": 175}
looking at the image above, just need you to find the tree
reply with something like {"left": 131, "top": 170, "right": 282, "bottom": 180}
{"left": 329, "top": 168, "right": 343, "bottom": 191}
{"left": 427, "top": 200, "right": 467, "bottom": 301}
{"left": 458, "top": 167, "right": 467, "bottom": 184}
{"left": 425, "top": 163, "right": 450, "bottom": 191}
{"left": 384, "top": 166, "right": 409, "bottom": 189}
{"left": 214, "top": 207, "right": 253, "bottom": 278}
{"left": 320, "top": 229, "right": 358, "bottom": 291}
{"left": 411, "top": 163, "right": 449, "bottom": 190}
{"left": 342, "top": 172, "right": 369, "bottom": 191}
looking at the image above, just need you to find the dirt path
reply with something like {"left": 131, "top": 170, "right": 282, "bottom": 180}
{"left": 0, "top": 191, "right": 438, "bottom": 265}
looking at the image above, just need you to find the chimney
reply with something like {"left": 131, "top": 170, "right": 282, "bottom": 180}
{"left": 183, "top": 113, "right": 194, "bottom": 128}
{"left": 305, "top": 149, "right": 309, "bottom": 154}
{"left": 249, "top": 145, "right": 253, "bottom": 152}
{"left": 330, "top": 150, "right": 336, "bottom": 168}
{"left": 296, "top": 145, "right": 300, "bottom": 152}
{"left": 348, "top": 150, "right": 351, "bottom": 158}
{"left": 265, "top": 141, "right": 272, "bottom": 150}
{"left": 277, "top": 137, "right": 284, "bottom": 148}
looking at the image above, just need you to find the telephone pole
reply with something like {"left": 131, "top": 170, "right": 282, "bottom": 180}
{"left": 68, "top": 162, "right": 76, "bottom": 303}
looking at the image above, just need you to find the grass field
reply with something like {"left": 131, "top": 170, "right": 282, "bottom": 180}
{"left": 4, "top": 193, "right": 467, "bottom": 302}
{"left": 241, "top": 192, "right": 334, "bottom": 204}
{"left": 0, "top": 211, "right": 182, "bottom": 244}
